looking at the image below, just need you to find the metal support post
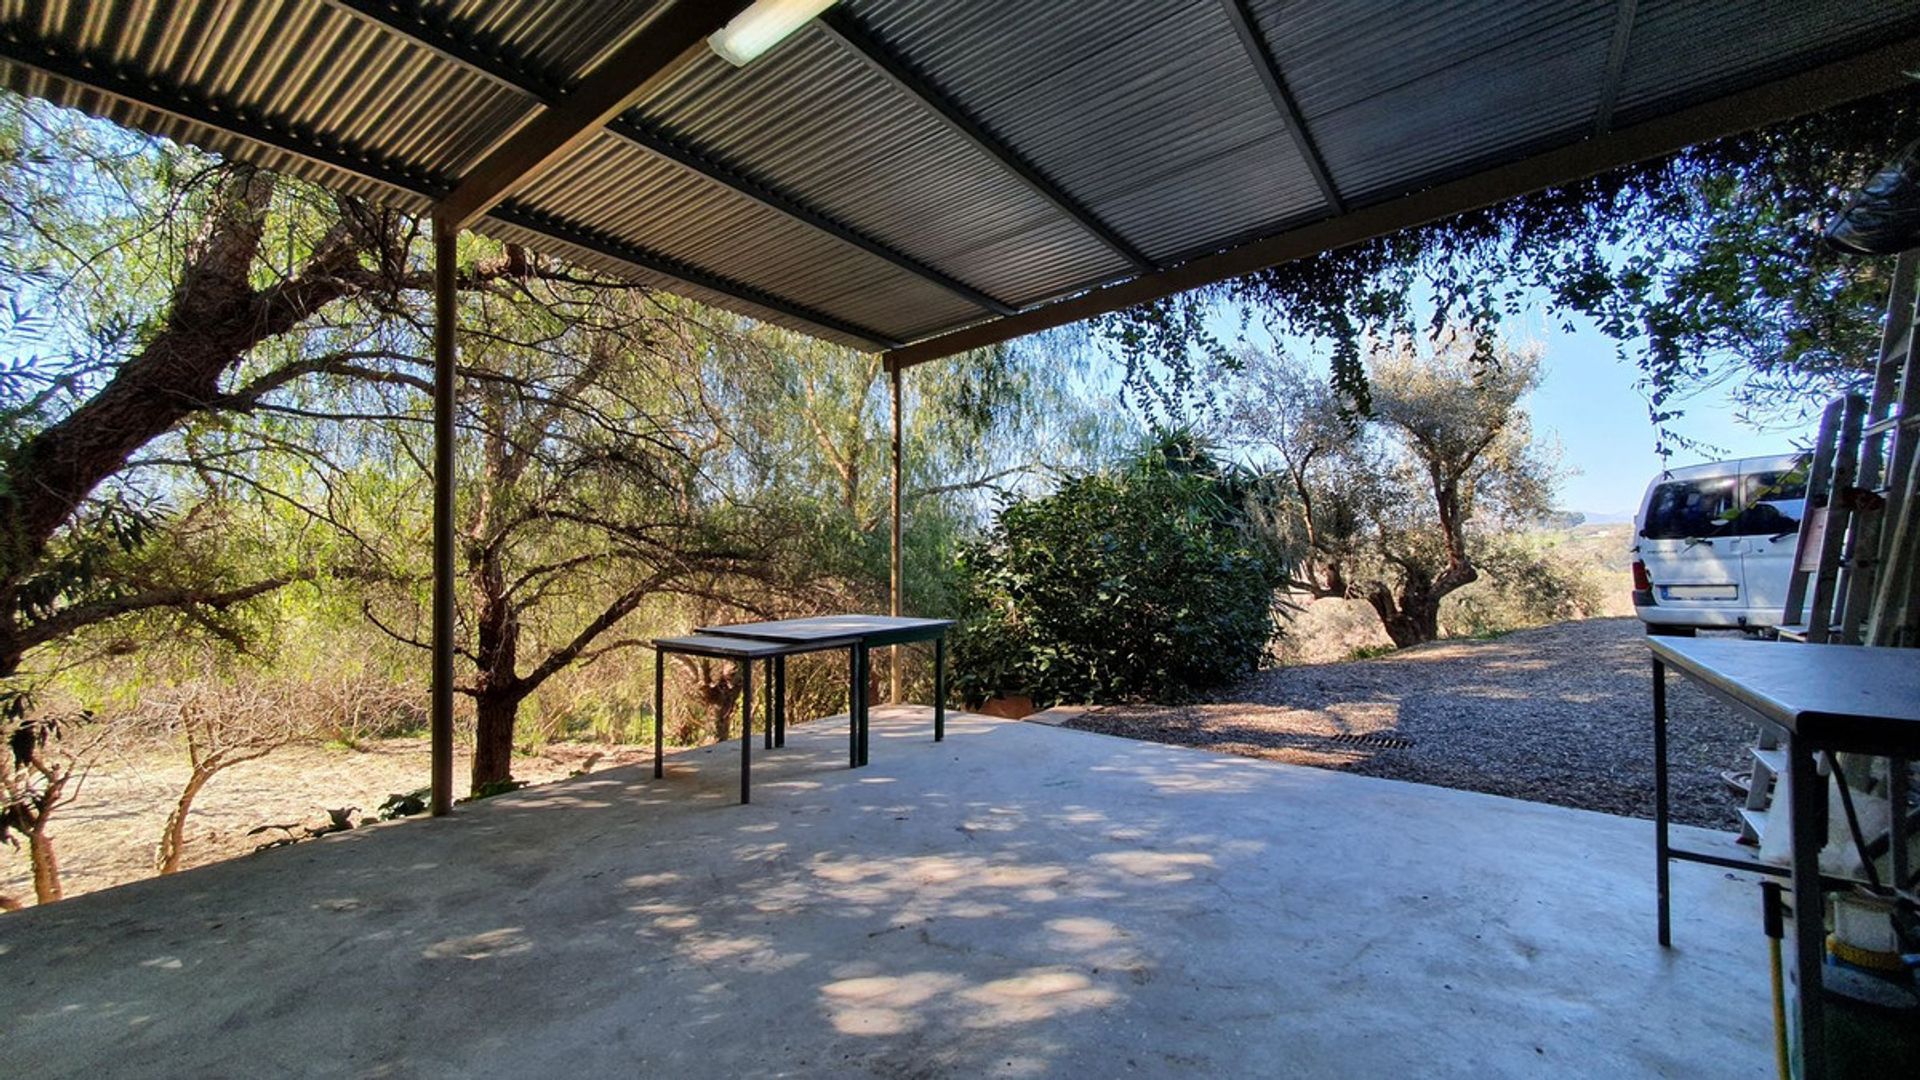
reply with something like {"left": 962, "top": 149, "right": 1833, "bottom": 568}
{"left": 764, "top": 657, "right": 774, "bottom": 750}
{"left": 429, "top": 218, "right": 457, "bottom": 817}
{"left": 740, "top": 659, "right": 753, "bottom": 804}
{"left": 890, "top": 361, "right": 904, "bottom": 704}
{"left": 1653, "top": 655, "right": 1670, "bottom": 946}
{"left": 934, "top": 634, "right": 946, "bottom": 742}
{"left": 774, "top": 656, "right": 787, "bottom": 748}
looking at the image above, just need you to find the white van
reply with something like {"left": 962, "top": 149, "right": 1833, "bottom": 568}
{"left": 1631, "top": 453, "right": 1809, "bottom": 636}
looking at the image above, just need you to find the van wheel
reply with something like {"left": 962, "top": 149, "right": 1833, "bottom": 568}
{"left": 1645, "top": 625, "right": 1696, "bottom": 637}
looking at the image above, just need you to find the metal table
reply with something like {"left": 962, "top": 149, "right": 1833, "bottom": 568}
{"left": 652, "top": 633, "right": 857, "bottom": 803}
{"left": 1650, "top": 636, "right": 1920, "bottom": 1080}
{"left": 698, "top": 615, "right": 955, "bottom": 766}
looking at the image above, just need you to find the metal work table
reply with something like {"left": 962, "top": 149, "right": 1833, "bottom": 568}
{"left": 1650, "top": 636, "right": 1920, "bottom": 1080}
{"left": 698, "top": 615, "right": 956, "bottom": 766}
{"left": 651, "top": 633, "right": 857, "bottom": 803}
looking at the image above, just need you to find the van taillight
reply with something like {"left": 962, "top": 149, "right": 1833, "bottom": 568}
{"left": 1632, "top": 560, "right": 1652, "bottom": 592}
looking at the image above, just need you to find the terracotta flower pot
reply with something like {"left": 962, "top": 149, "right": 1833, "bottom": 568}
{"left": 978, "top": 694, "right": 1036, "bottom": 719}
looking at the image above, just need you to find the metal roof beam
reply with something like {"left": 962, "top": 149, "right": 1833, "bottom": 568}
{"left": 437, "top": 2, "right": 746, "bottom": 229}
{"left": 818, "top": 7, "right": 1157, "bottom": 274}
{"left": 487, "top": 205, "right": 902, "bottom": 349}
{"left": 1594, "top": 0, "right": 1639, "bottom": 135}
{"left": 882, "top": 33, "right": 1920, "bottom": 371}
{"left": 1219, "top": 0, "right": 1343, "bottom": 215}
{"left": 328, "top": 0, "right": 1014, "bottom": 316}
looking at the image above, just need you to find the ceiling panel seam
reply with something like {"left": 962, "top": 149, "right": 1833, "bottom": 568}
{"left": 1594, "top": 0, "right": 1639, "bottom": 134}
{"left": 1217, "top": 0, "right": 1343, "bottom": 215}
{"left": 818, "top": 6, "right": 1157, "bottom": 274}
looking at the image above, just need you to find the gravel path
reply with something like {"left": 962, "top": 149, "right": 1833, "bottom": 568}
{"left": 1064, "top": 617, "right": 1753, "bottom": 829}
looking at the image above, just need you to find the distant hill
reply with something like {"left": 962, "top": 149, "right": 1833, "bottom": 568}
{"left": 1571, "top": 508, "right": 1637, "bottom": 525}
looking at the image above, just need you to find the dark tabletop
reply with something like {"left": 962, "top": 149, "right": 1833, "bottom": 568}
{"left": 653, "top": 633, "right": 857, "bottom": 659}
{"left": 697, "top": 615, "right": 955, "bottom": 642}
{"left": 1649, "top": 636, "right": 1920, "bottom": 755}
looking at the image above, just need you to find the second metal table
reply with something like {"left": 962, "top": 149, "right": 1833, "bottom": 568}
{"left": 697, "top": 615, "right": 955, "bottom": 766}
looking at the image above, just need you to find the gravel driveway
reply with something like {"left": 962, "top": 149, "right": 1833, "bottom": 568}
{"left": 1063, "top": 617, "right": 1752, "bottom": 829}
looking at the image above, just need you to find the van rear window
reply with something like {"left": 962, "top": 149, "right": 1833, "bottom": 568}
{"left": 1733, "top": 467, "right": 1808, "bottom": 536}
{"left": 1642, "top": 477, "right": 1739, "bottom": 540}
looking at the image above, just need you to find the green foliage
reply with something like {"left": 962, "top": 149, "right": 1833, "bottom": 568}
{"left": 1343, "top": 643, "right": 1398, "bottom": 662}
{"left": 375, "top": 788, "right": 428, "bottom": 821}
{"left": 952, "top": 436, "right": 1282, "bottom": 706}
{"left": 465, "top": 778, "right": 527, "bottom": 801}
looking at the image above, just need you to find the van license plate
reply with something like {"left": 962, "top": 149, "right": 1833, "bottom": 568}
{"left": 1663, "top": 584, "right": 1737, "bottom": 601}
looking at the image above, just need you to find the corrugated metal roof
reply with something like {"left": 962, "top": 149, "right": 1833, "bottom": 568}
{"left": 1615, "top": 0, "right": 1920, "bottom": 123}
{"left": 638, "top": 25, "right": 1126, "bottom": 311}
{"left": 0, "top": 0, "right": 1914, "bottom": 355}
{"left": 1260, "top": 0, "right": 1615, "bottom": 204}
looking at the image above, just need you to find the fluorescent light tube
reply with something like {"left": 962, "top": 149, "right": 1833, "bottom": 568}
{"left": 709, "top": 0, "right": 839, "bottom": 67}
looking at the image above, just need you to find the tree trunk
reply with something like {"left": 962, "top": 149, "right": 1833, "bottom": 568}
{"left": 28, "top": 826, "right": 61, "bottom": 904}
{"left": 156, "top": 768, "right": 213, "bottom": 874}
{"left": 0, "top": 168, "right": 377, "bottom": 679}
{"left": 1375, "top": 597, "right": 1441, "bottom": 648}
{"left": 471, "top": 692, "right": 520, "bottom": 795}
{"left": 689, "top": 661, "right": 741, "bottom": 742}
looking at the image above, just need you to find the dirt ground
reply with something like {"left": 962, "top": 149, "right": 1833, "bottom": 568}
{"left": 1, "top": 736, "right": 652, "bottom": 906}
{"left": 1067, "top": 617, "right": 1753, "bottom": 829}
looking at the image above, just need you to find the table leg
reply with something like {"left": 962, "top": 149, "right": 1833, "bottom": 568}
{"left": 848, "top": 646, "right": 859, "bottom": 767}
{"left": 774, "top": 656, "right": 786, "bottom": 748}
{"left": 1653, "top": 655, "right": 1670, "bottom": 947}
{"left": 1786, "top": 735, "right": 1827, "bottom": 1080}
{"left": 653, "top": 647, "right": 665, "bottom": 780}
{"left": 1890, "top": 757, "right": 1910, "bottom": 891}
{"left": 740, "top": 659, "right": 753, "bottom": 805}
{"left": 764, "top": 657, "right": 774, "bottom": 750}
{"left": 857, "top": 641, "right": 871, "bottom": 767}
{"left": 934, "top": 635, "right": 946, "bottom": 742}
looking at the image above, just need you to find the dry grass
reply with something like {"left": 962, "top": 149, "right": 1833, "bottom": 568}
{"left": 0, "top": 737, "right": 649, "bottom": 906}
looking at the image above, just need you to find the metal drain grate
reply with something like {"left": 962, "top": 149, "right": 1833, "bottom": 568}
{"left": 1325, "top": 731, "right": 1413, "bottom": 750}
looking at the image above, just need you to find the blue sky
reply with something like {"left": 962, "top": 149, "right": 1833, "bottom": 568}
{"left": 1522, "top": 311, "right": 1805, "bottom": 516}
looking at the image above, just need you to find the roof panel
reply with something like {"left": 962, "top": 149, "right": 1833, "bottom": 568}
{"left": 15, "top": 0, "right": 532, "bottom": 179}
{"left": 514, "top": 131, "right": 981, "bottom": 341}
{"left": 436, "top": 0, "right": 674, "bottom": 84}
{"left": 633, "top": 23, "right": 1125, "bottom": 310}
{"left": 1091, "top": 131, "right": 1325, "bottom": 265}
{"left": 857, "top": 0, "right": 1327, "bottom": 262}
{"left": 1259, "top": 0, "right": 1613, "bottom": 203}
{"left": 1615, "top": 0, "right": 1920, "bottom": 121}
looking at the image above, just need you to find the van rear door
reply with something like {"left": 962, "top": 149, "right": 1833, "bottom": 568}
{"left": 1639, "top": 474, "right": 1743, "bottom": 612}
{"left": 1734, "top": 459, "right": 1809, "bottom": 623}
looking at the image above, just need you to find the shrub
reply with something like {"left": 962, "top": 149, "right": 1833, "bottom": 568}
{"left": 1440, "top": 533, "right": 1610, "bottom": 637}
{"left": 952, "top": 442, "right": 1282, "bottom": 705}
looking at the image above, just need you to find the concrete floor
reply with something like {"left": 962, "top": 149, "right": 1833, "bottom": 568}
{"left": 0, "top": 708, "right": 1771, "bottom": 1078}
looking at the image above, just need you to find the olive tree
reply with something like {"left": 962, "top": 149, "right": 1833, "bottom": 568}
{"left": 1231, "top": 333, "right": 1554, "bottom": 646}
